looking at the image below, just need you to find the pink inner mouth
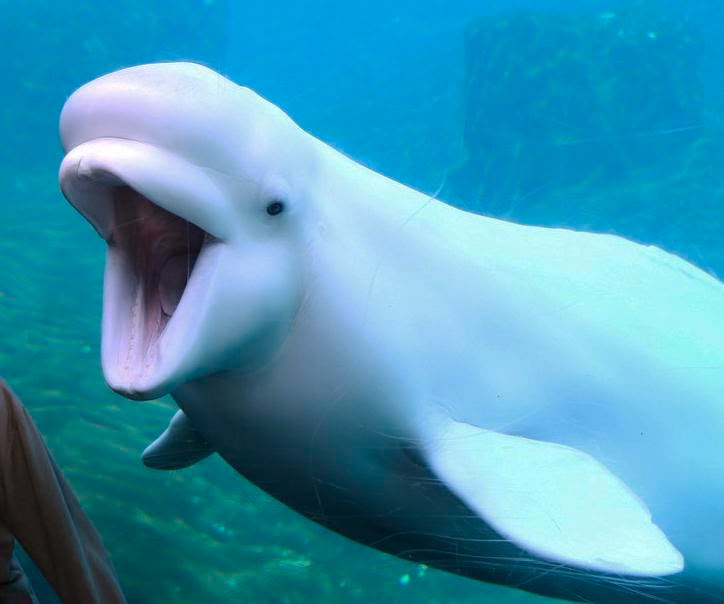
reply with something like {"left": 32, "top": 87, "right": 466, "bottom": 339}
{"left": 111, "top": 186, "right": 207, "bottom": 359}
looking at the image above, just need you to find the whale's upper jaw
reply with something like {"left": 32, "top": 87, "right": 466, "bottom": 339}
{"left": 60, "top": 146, "right": 225, "bottom": 400}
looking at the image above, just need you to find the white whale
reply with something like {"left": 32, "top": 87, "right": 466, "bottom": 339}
{"left": 59, "top": 62, "right": 724, "bottom": 603}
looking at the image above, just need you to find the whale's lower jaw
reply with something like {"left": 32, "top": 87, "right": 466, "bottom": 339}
{"left": 62, "top": 173, "right": 221, "bottom": 400}
{"left": 97, "top": 185, "right": 209, "bottom": 399}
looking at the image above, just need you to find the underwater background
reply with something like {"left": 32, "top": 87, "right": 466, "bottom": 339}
{"left": 1, "top": 0, "right": 723, "bottom": 602}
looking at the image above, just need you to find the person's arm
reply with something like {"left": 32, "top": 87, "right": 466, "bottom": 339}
{"left": 0, "top": 379, "right": 126, "bottom": 604}
{"left": 0, "top": 526, "right": 37, "bottom": 603}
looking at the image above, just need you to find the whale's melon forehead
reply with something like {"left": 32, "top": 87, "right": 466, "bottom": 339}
{"left": 60, "top": 62, "right": 294, "bottom": 174}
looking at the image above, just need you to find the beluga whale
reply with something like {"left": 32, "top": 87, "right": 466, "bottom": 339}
{"left": 59, "top": 62, "right": 724, "bottom": 603}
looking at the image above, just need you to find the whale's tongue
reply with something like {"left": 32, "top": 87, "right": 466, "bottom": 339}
{"left": 159, "top": 255, "right": 189, "bottom": 316}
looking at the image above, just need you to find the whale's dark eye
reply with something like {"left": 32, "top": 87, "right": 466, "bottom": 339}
{"left": 266, "top": 201, "right": 285, "bottom": 216}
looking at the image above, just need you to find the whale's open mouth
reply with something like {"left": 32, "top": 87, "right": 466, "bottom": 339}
{"left": 59, "top": 144, "right": 227, "bottom": 399}
{"left": 106, "top": 186, "right": 213, "bottom": 382}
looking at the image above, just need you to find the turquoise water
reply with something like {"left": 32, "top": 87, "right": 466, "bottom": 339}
{"left": 1, "top": 1, "right": 723, "bottom": 602}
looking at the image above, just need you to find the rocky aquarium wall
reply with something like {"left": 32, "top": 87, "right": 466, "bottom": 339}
{"left": 451, "top": 1, "right": 707, "bottom": 214}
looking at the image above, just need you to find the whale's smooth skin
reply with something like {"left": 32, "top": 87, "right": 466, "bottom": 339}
{"left": 59, "top": 63, "right": 724, "bottom": 603}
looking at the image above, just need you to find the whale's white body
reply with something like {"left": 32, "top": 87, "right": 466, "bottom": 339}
{"left": 59, "top": 63, "right": 724, "bottom": 603}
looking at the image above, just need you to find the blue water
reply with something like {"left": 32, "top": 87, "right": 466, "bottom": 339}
{"left": 1, "top": 1, "right": 723, "bottom": 602}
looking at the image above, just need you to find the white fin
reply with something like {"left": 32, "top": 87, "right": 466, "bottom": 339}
{"left": 423, "top": 419, "right": 683, "bottom": 576}
{"left": 142, "top": 410, "right": 214, "bottom": 470}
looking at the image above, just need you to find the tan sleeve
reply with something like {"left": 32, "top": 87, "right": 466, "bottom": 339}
{"left": 0, "top": 379, "right": 127, "bottom": 604}
{"left": 0, "top": 523, "right": 37, "bottom": 603}
{"left": 0, "top": 525, "right": 14, "bottom": 585}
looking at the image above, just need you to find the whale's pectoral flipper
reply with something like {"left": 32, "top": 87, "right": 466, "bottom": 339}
{"left": 423, "top": 418, "right": 683, "bottom": 577}
{"left": 142, "top": 410, "right": 215, "bottom": 470}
